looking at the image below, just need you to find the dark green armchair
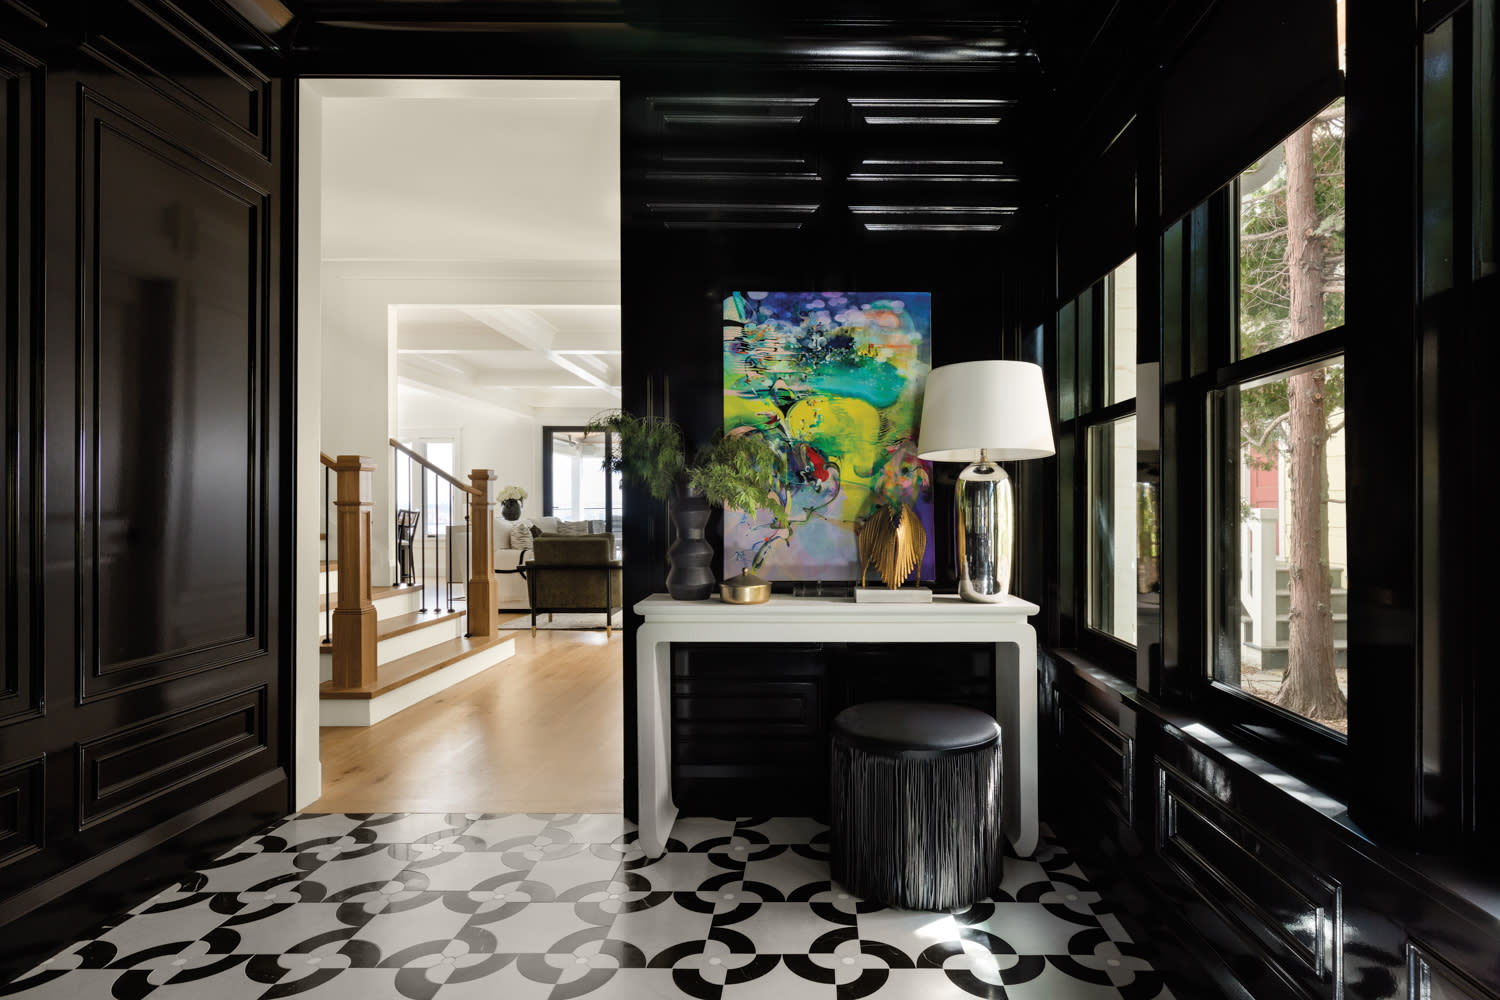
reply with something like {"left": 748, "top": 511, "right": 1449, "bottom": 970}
{"left": 525, "top": 535, "right": 624, "bottom": 636}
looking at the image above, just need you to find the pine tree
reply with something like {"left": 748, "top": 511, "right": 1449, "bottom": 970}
{"left": 1238, "top": 103, "right": 1347, "bottom": 723}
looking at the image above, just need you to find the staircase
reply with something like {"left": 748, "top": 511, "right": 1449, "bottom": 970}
{"left": 317, "top": 452, "right": 515, "bottom": 727}
{"left": 1240, "top": 563, "right": 1348, "bottom": 670}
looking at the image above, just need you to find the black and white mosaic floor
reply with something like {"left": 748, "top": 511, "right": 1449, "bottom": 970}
{"left": 4, "top": 813, "right": 1175, "bottom": 1000}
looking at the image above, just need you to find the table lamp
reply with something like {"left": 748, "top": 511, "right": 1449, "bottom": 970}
{"left": 917, "top": 360, "right": 1055, "bottom": 602}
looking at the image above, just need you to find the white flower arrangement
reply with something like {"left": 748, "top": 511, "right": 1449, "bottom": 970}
{"left": 498, "top": 485, "right": 528, "bottom": 502}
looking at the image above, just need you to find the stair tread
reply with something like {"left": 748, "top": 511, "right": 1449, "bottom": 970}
{"left": 319, "top": 609, "right": 465, "bottom": 654}
{"left": 320, "top": 632, "right": 516, "bottom": 700}
{"left": 319, "top": 583, "right": 426, "bottom": 613}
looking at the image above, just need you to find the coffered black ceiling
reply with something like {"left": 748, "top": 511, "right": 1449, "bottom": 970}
{"left": 267, "top": 0, "right": 1129, "bottom": 81}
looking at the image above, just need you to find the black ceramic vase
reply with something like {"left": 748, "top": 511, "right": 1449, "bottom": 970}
{"left": 501, "top": 498, "right": 523, "bottom": 521}
{"left": 666, "top": 492, "right": 715, "bottom": 600}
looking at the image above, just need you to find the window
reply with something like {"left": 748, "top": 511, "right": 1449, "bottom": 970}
{"left": 1213, "top": 359, "right": 1347, "bottom": 734}
{"left": 543, "top": 427, "right": 622, "bottom": 536}
{"left": 1057, "top": 255, "right": 1139, "bottom": 666}
{"left": 1175, "top": 102, "right": 1351, "bottom": 740}
{"left": 394, "top": 436, "right": 459, "bottom": 537}
{"left": 1238, "top": 102, "right": 1346, "bottom": 358}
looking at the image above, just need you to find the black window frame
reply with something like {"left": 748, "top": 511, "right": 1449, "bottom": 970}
{"left": 1055, "top": 260, "right": 1139, "bottom": 679}
{"left": 541, "top": 425, "right": 620, "bottom": 532}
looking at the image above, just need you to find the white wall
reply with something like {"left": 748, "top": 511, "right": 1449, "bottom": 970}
{"left": 319, "top": 260, "right": 620, "bottom": 583}
{"left": 397, "top": 383, "right": 542, "bottom": 505}
{"left": 294, "top": 83, "right": 325, "bottom": 809}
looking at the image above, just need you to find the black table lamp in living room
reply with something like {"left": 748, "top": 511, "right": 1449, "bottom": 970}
{"left": 917, "top": 360, "right": 1055, "bottom": 601}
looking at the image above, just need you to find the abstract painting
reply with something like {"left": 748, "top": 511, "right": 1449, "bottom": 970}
{"left": 722, "top": 291, "right": 934, "bottom": 582}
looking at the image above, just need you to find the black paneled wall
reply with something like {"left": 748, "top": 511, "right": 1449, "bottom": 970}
{"left": 0, "top": 0, "right": 291, "bottom": 977}
{"left": 619, "top": 65, "right": 1043, "bottom": 814}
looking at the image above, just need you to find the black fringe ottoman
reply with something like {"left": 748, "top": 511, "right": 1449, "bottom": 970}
{"left": 830, "top": 700, "right": 1004, "bottom": 911}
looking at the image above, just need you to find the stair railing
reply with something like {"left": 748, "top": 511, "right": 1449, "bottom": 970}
{"left": 389, "top": 441, "right": 499, "bottom": 639}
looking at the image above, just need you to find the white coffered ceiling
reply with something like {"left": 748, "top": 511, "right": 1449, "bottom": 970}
{"left": 319, "top": 79, "right": 621, "bottom": 418}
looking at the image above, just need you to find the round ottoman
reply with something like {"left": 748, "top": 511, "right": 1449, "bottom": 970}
{"left": 830, "top": 700, "right": 1003, "bottom": 911}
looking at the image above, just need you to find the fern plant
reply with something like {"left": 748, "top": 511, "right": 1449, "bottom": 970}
{"left": 687, "top": 432, "right": 788, "bottom": 523}
{"left": 586, "top": 410, "right": 686, "bottom": 502}
{"left": 589, "top": 410, "right": 786, "bottom": 523}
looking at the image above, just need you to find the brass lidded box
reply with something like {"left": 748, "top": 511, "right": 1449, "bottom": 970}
{"left": 720, "top": 569, "right": 771, "bottom": 604}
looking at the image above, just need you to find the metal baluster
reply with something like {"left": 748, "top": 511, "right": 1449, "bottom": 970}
{"left": 446, "top": 485, "right": 455, "bottom": 612}
{"left": 419, "top": 456, "right": 428, "bottom": 612}
{"left": 323, "top": 466, "right": 331, "bottom": 645}
{"left": 463, "top": 502, "right": 471, "bottom": 637}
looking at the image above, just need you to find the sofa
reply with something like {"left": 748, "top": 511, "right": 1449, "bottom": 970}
{"left": 495, "top": 515, "right": 617, "bottom": 610}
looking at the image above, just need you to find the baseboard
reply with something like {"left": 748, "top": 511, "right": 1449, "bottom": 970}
{"left": 0, "top": 769, "right": 288, "bottom": 985}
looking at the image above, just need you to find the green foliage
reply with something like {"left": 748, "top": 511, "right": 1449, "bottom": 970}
{"left": 588, "top": 411, "right": 788, "bottom": 524}
{"left": 1238, "top": 101, "right": 1347, "bottom": 361}
{"left": 687, "top": 433, "right": 790, "bottom": 524}
{"left": 587, "top": 410, "right": 685, "bottom": 503}
{"left": 1237, "top": 103, "right": 1347, "bottom": 455}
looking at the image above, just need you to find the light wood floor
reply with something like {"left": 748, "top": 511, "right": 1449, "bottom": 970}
{"left": 309, "top": 615, "right": 624, "bottom": 814}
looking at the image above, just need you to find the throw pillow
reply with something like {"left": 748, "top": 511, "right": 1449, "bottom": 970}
{"left": 556, "top": 520, "right": 589, "bottom": 536}
{"left": 510, "top": 520, "right": 536, "bottom": 551}
{"left": 530, "top": 524, "right": 543, "bottom": 537}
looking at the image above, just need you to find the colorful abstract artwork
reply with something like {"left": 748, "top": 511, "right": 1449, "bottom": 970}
{"left": 722, "top": 291, "right": 934, "bottom": 582}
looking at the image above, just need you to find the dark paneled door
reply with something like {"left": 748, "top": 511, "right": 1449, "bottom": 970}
{"left": 1, "top": 0, "right": 288, "bottom": 953}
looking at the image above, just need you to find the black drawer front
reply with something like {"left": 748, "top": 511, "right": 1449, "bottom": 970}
{"left": 834, "top": 643, "right": 996, "bottom": 715}
{"left": 667, "top": 642, "right": 996, "bottom": 816}
{"left": 671, "top": 644, "right": 828, "bottom": 815}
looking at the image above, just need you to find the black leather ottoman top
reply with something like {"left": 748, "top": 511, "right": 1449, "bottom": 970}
{"left": 832, "top": 700, "right": 999, "bottom": 757}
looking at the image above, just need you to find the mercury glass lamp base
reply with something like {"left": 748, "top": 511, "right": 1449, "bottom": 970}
{"left": 956, "top": 461, "right": 1015, "bottom": 603}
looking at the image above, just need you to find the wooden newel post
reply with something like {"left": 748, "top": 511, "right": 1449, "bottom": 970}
{"left": 467, "top": 470, "right": 500, "bottom": 638}
{"left": 331, "top": 455, "right": 378, "bottom": 689}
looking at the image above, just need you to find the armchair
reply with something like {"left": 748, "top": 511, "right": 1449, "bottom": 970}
{"left": 525, "top": 535, "right": 624, "bottom": 636}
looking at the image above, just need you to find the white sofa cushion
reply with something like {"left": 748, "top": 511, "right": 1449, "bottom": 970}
{"left": 510, "top": 520, "right": 538, "bottom": 551}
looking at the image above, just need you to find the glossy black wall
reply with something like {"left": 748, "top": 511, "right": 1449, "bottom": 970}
{"left": 0, "top": 0, "right": 292, "bottom": 978}
{"left": 1029, "top": 0, "right": 1500, "bottom": 997}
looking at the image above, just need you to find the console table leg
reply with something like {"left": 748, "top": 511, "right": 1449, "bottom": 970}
{"left": 996, "top": 629, "right": 1039, "bottom": 857}
{"left": 636, "top": 630, "right": 678, "bottom": 857}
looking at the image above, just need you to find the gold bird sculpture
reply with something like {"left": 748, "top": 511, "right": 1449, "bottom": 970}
{"left": 857, "top": 503, "right": 926, "bottom": 588}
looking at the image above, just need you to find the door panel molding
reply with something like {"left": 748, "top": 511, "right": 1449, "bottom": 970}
{"left": 0, "top": 37, "right": 43, "bottom": 729}
{"left": 78, "top": 686, "right": 268, "bottom": 829}
{"left": 83, "top": 0, "right": 272, "bottom": 158}
{"left": 75, "top": 89, "right": 270, "bottom": 703}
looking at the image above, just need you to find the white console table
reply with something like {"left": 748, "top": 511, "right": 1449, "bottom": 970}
{"left": 634, "top": 592, "right": 1040, "bottom": 859}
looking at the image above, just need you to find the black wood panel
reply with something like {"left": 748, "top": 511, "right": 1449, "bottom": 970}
{"left": 669, "top": 642, "right": 997, "bottom": 815}
{"left": 1156, "top": 758, "right": 1342, "bottom": 998}
{"left": 0, "top": 35, "right": 41, "bottom": 730}
{"left": 1408, "top": 942, "right": 1500, "bottom": 1000}
{"left": 83, "top": 0, "right": 272, "bottom": 157}
{"left": 0, "top": 0, "right": 288, "bottom": 956}
{"left": 78, "top": 686, "right": 267, "bottom": 828}
{"left": 1057, "top": 692, "right": 1133, "bottom": 825}
{"left": 671, "top": 643, "right": 827, "bottom": 815}
{"left": 1044, "top": 651, "right": 1500, "bottom": 1000}
{"left": 0, "top": 755, "right": 43, "bottom": 870}
{"left": 77, "top": 91, "right": 266, "bottom": 699}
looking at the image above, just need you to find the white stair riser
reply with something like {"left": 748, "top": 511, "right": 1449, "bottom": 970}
{"left": 318, "top": 569, "right": 338, "bottom": 595}
{"left": 320, "top": 638, "right": 516, "bottom": 728}
{"left": 377, "top": 617, "right": 467, "bottom": 665}
{"left": 374, "top": 589, "right": 422, "bottom": 620}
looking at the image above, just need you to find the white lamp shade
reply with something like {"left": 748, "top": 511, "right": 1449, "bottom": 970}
{"left": 917, "top": 360, "right": 1056, "bottom": 462}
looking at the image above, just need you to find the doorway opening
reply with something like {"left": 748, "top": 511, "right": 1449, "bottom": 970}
{"left": 294, "top": 78, "right": 623, "bottom": 816}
